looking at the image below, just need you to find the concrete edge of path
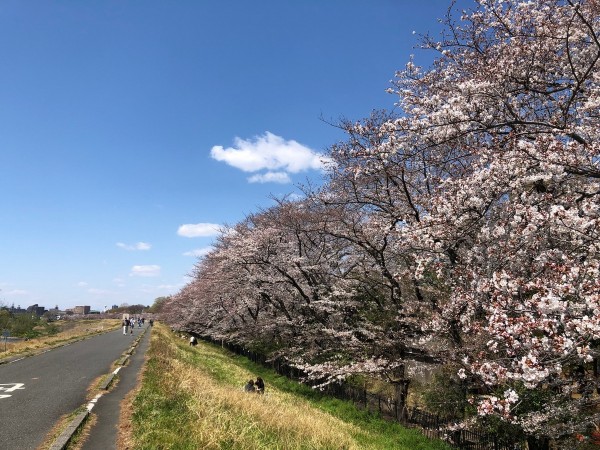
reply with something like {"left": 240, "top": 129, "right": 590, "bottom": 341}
{"left": 48, "top": 410, "right": 90, "bottom": 450}
{"left": 47, "top": 326, "right": 148, "bottom": 450}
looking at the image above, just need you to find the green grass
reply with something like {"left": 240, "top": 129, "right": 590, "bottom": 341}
{"left": 230, "top": 354, "right": 447, "bottom": 450}
{"left": 129, "top": 324, "right": 451, "bottom": 450}
{"left": 131, "top": 336, "right": 198, "bottom": 449}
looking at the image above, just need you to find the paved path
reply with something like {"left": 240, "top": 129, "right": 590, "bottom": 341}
{"left": 0, "top": 325, "right": 145, "bottom": 450}
{"left": 81, "top": 325, "right": 151, "bottom": 450}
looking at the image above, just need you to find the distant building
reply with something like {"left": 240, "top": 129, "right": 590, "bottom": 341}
{"left": 46, "top": 306, "right": 66, "bottom": 320}
{"left": 72, "top": 305, "right": 91, "bottom": 315}
{"left": 7, "top": 304, "right": 26, "bottom": 314}
{"left": 27, "top": 304, "right": 46, "bottom": 316}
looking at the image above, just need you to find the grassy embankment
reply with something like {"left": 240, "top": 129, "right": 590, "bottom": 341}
{"left": 125, "top": 323, "right": 451, "bottom": 450}
{"left": 0, "top": 318, "right": 121, "bottom": 359}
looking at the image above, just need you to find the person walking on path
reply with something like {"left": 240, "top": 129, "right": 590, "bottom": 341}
{"left": 122, "top": 319, "right": 129, "bottom": 335}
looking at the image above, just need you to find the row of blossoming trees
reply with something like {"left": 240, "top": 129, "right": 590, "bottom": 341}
{"left": 162, "top": 0, "right": 599, "bottom": 444}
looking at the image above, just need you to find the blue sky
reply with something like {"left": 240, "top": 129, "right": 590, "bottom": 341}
{"left": 0, "top": 0, "right": 466, "bottom": 311}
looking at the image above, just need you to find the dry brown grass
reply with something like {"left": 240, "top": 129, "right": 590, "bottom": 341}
{"left": 129, "top": 325, "right": 371, "bottom": 449}
{"left": 1, "top": 319, "right": 121, "bottom": 359}
{"left": 128, "top": 325, "right": 452, "bottom": 449}
{"left": 174, "top": 359, "right": 363, "bottom": 449}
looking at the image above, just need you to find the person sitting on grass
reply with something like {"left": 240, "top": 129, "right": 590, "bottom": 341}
{"left": 244, "top": 379, "right": 255, "bottom": 393}
{"left": 255, "top": 377, "right": 265, "bottom": 394}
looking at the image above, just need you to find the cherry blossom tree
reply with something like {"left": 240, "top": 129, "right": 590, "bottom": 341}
{"left": 376, "top": 0, "right": 600, "bottom": 439}
{"left": 162, "top": 0, "right": 600, "bottom": 443}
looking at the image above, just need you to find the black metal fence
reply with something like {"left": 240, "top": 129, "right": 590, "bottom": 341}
{"left": 322, "top": 382, "right": 520, "bottom": 450}
{"left": 196, "top": 335, "right": 522, "bottom": 450}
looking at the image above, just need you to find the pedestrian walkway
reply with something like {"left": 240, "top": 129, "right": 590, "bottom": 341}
{"left": 80, "top": 325, "right": 151, "bottom": 450}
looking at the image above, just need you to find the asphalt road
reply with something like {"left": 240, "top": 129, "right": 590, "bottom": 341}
{"left": 0, "top": 325, "right": 144, "bottom": 450}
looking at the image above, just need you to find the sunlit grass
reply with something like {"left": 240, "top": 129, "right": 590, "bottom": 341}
{"left": 0, "top": 319, "right": 120, "bottom": 358}
{"left": 129, "top": 323, "right": 451, "bottom": 449}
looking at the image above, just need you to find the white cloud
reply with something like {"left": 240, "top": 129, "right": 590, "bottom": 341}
{"left": 138, "top": 283, "right": 182, "bottom": 294}
{"left": 130, "top": 265, "right": 161, "bottom": 277}
{"left": 177, "top": 223, "right": 221, "bottom": 238}
{"left": 88, "top": 288, "right": 114, "bottom": 295}
{"left": 210, "top": 132, "right": 328, "bottom": 182}
{"left": 117, "top": 242, "right": 152, "bottom": 251}
{"left": 77, "top": 281, "right": 88, "bottom": 287}
{"left": 248, "top": 171, "right": 291, "bottom": 184}
{"left": 5, "top": 289, "right": 28, "bottom": 296}
{"left": 183, "top": 246, "right": 213, "bottom": 257}
{"left": 156, "top": 284, "right": 181, "bottom": 290}
{"left": 0, "top": 284, "right": 30, "bottom": 301}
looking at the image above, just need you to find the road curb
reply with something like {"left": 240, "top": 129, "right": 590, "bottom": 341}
{"left": 0, "top": 354, "right": 27, "bottom": 365}
{"left": 98, "top": 374, "right": 114, "bottom": 391}
{"left": 48, "top": 410, "right": 89, "bottom": 450}
{"left": 99, "top": 368, "right": 120, "bottom": 391}
{"left": 47, "top": 326, "right": 149, "bottom": 449}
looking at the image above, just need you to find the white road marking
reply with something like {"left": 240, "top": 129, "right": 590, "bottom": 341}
{"left": 0, "top": 383, "right": 25, "bottom": 399}
{"left": 86, "top": 393, "right": 103, "bottom": 412}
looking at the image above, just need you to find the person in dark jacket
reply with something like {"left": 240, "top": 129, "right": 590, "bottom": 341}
{"left": 255, "top": 377, "right": 265, "bottom": 394}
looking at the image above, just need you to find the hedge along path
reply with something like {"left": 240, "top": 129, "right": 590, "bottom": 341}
{"left": 130, "top": 325, "right": 369, "bottom": 450}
